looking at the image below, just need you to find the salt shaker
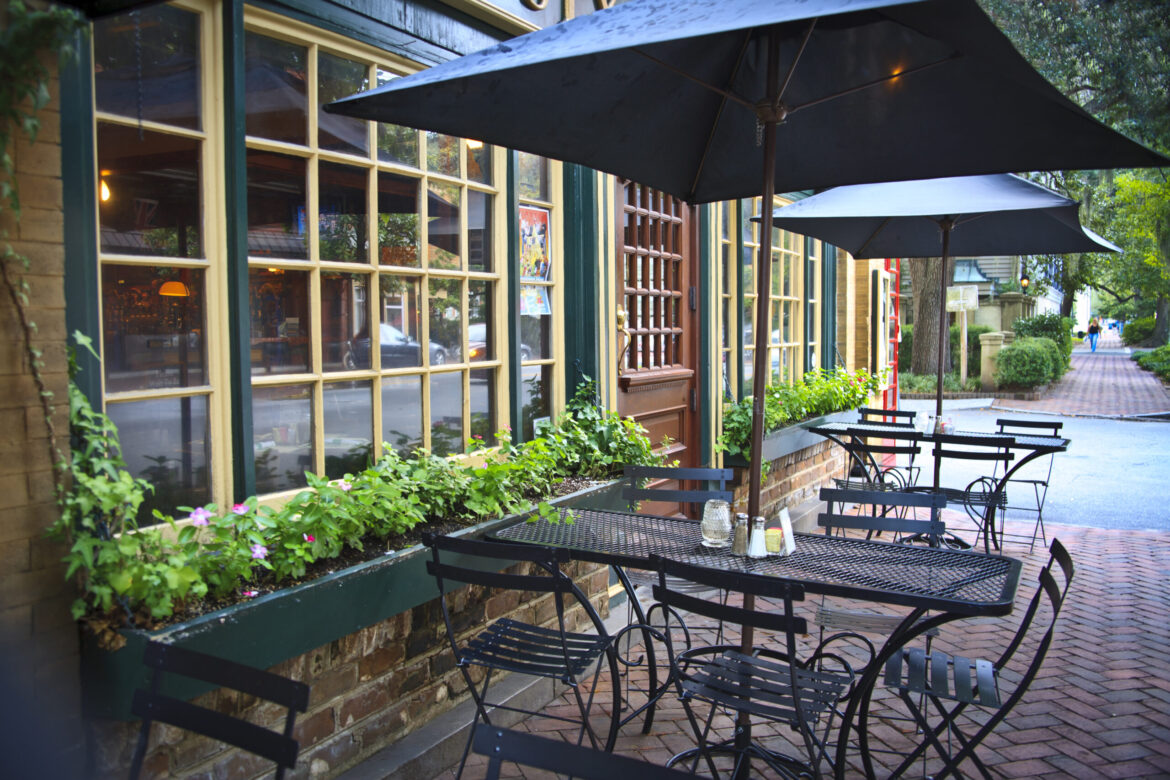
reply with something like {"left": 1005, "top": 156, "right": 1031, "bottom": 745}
{"left": 731, "top": 513, "right": 750, "bottom": 556}
{"left": 748, "top": 516, "right": 769, "bottom": 558}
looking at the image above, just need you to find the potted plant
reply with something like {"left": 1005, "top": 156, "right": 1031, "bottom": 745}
{"left": 717, "top": 367, "right": 883, "bottom": 466}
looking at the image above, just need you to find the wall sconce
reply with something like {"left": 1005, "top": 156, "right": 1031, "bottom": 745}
{"left": 159, "top": 280, "right": 191, "bottom": 297}
{"left": 1020, "top": 272, "right": 1030, "bottom": 290}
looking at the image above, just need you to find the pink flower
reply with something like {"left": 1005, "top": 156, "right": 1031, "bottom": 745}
{"left": 504, "top": 424, "right": 512, "bottom": 432}
{"left": 250, "top": 544, "right": 268, "bottom": 559}
{"left": 232, "top": 503, "right": 249, "bottom": 515}
{"left": 472, "top": 434, "right": 483, "bottom": 440}
{"left": 303, "top": 534, "right": 315, "bottom": 543}
{"left": 337, "top": 479, "right": 352, "bottom": 492}
{"left": 188, "top": 507, "right": 211, "bottom": 526}
{"left": 243, "top": 590, "right": 259, "bottom": 598}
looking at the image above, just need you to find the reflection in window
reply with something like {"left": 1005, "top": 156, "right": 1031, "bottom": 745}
{"left": 426, "top": 131, "right": 459, "bottom": 176}
{"left": 430, "top": 371, "right": 463, "bottom": 457}
{"left": 244, "top": 33, "right": 307, "bottom": 145}
{"left": 378, "top": 275, "right": 421, "bottom": 367}
{"left": 94, "top": 6, "right": 201, "bottom": 131}
{"left": 249, "top": 269, "right": 310, "bottom": 375}
{"left": 520, "top": 305, "right": 550, "bottom": 361}
{"left": 322, "top": 273, "right": 368, "bottom": 371}
{"left": 468, "top": 280, "right": 491, "bottom": 362}
{"left": 318, "top": 52, "right": 368, "bottom": 155}
{"left": 108, "top": 396, "right": 210, "bottom": 523}
{"left": 467, "top": 141, "right": 491, "bottom": 184}
{"left": 428, "top": 278, "right": 462, "bottom": 363}
{"left": 378, "top": 171, "right": 419, "bottom": 267}
{"left": 381, "top": 375, "right": 422, "bottom": 456}
{"left": 102, "top": 265, "right": 207, "bottom": 393}
{"left": 319, "top": 163, "right": 368, "bottom": 263}
{"left": 375, "top": 70, "right": 418, "bottom": 166}
{"left": 520, "top": 364, "right": 551, "bottom": 441}
{"left": 517, "top": 153, "right": 549, "bottom": 201}
{"left": 468, "top": 190, "right": 492, "bottom": 272}
{"left": 323, "top": 381, "right": 372, "bottom": 478}
{"left": 470, "top": 368, "right": 495, "bottom": 446}
{"left": 253, "top": 384, "right": 313, "bottom": 493}
{"left": 427, "top": 180, "right": 460, "bottom": 269}
{"left": 246, "top": 151, "right": 307, "bottom": 259}
{"left": 98, "top": 124, "right": 202, "bottom": 257}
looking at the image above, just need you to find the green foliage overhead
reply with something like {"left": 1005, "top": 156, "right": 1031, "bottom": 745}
{"left": 718, "top": 367, "right": 883, "bottom": 460}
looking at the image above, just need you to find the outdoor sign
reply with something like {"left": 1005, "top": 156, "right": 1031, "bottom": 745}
{"left": 946, "top": 284, "right": 979, "bottom": 312}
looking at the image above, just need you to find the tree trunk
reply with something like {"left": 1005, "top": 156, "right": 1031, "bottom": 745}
{"left": 1060, "top": 291, "right": 1075, "bottom": 318}
{"left": 1150, "top": 295, "right": 1170, "bottom": 346}
{"left": 908, "top": 256, "right": 955, "bottom": 376}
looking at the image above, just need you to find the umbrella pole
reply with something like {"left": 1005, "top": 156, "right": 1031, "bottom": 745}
{"left": 933, "top": 219, "right": 953, "bottom": 489}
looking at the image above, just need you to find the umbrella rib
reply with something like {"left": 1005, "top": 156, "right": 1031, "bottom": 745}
{"left": 688, "top": 31, "right": 754, "bottom": 200}
{"left": 856, "top": 217, "right": 893, "bottom": 257}
{"left": 775, "top": 19, "right": 818, "bottom": 102}
{"left": 787, "top": 52, "right": 962, "bottom": 116}
{"left": 632, "top": 48, "right": 755, "bottom": 111}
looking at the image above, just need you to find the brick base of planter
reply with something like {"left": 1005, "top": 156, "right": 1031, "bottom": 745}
{"left": 729, "top": 440, "right": 846, "bottom": 532}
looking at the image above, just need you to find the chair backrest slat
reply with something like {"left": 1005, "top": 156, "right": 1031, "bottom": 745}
{"left": 426, "top": 559, "right": 573, "bottom": 593}
{"left": 996, "top": 417, "right": 1063, "bottom": 436}
{"left": 858, "top": 407, "right": 917, "bottom": 427}
{"left": 474, "top": 726, "right": 699, "bottom": 780}
{"left": 129, "top": 641, "right": 308, "bottom": 780}
{"left": 622, "top": 465, "right": 734, "bottom": 510}
{"left": 818, "top": 512, "right": 945, "bottom": 537}
{"left": 820, "top": 487, "right": 946, "bottom": 510}
{"left": 423, "top": 532, "right": 569, "bottom": 564}
{"left": 818, "top": 487, "right": 947, "bottom": 542}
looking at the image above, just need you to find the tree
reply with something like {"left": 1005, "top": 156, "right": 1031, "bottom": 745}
{"left": 1096, "top": 172, "right": 1170, "bottom": 345}
{"left": 908, "top": 256, "right": 956, "bottom": 376}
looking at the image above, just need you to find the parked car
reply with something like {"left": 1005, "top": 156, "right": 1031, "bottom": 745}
{"left": 468, "top": 322, "right": 532, "bottom": 362}
{"left": 345, "top": 323, "right": 447, "bottom": 369}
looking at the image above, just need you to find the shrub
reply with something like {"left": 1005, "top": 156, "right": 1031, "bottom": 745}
{"left": 1029, "top": 336, "right": 1066, "bottom": 382}
{"left": 1135, "top": 344, "right": 1170, "bottom": 381}
{"left": 994, "top": 338, "right": 1053, "bottom": 389}
{"left": 949, "top": 323, "right": 992, "bottom": 378}
{"left": 899, "top": 324, "right": 913, "bottom": 372}
{"left": 899, "top": 371, "right": 981, "bottom": 394}
{"left": 1013, "top": 312, "right": 1072, "bottom": 366}
{"left": 1123, "top": 316, "right": 1156, "bottom": 346}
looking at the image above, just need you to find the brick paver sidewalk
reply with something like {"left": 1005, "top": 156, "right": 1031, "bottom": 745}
{"left": 438, "top": 519, "right": 1170, "bottom": 779}
{"left": 996, "top": 329, "right": 1170, "bottom": 417}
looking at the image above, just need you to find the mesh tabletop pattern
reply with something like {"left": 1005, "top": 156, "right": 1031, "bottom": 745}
{"left": 493, "top": 507, "right": 1020, "bottom": 616}
{"left": 808, "top": 422, "right": 1069, "bottom": 452}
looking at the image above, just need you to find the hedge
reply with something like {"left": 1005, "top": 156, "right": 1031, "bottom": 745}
{"left": 994, "top": 337, "right": 1053, "bottom": 389}
{"left": 1013, "top": 312, "right": 1072, "bottom": 367}
{"left": 1123, "top": 316, "right": 1156, "bottom": 346}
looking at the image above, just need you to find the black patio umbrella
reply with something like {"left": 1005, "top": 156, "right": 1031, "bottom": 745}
{"left": 328, "top": 0, "right": 1164, "bottom": 528}
{"left": 768, "top": 172, "right": 1118, "bottom": 486}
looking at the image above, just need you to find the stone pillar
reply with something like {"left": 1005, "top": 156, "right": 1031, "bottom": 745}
{"left": 1000, "top": 292, "right": 1026, "bottom": 331}
{"left": 979, "top": 331, "right": 1005, "bottom": 391}
{"left": 1002, "top": 330, "right": 1015, "bottom": 345}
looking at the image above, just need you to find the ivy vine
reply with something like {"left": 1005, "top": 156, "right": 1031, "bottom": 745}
{"left": 0, "top": 1, "right": 86, "bottom": 509}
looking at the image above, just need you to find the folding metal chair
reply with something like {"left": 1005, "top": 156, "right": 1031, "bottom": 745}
{"left": 129, "top": 641, "right": 310, "bottom": 780}
{"left": 881, "top": 539, "right": 1075, "bottom": 780}
{"left": 651, "top": 555, "right": 854, "bottom": 780}
{"left": 908, "top": 434, "right": 1014, "bottom": 551}
{"left": 472, "top": 725, "right": 700, "bottom": 779}
{"left": 423, "top": 533, "right": 620, "bottom": 779}
{"left": 833, "top": 427, "right": 924, "bottom": 492}
{"left": 992, "top": 418, "right": 1063, "bottom": 551}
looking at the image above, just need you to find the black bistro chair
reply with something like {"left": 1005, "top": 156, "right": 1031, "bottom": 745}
{"left": 880, "top": 539, "right": 1075, "bottom": 780}
{"left": 422, "top": 533, "right": 621, "bottom": 779}
{"left": 858, "top": 406, "right": 918, "bottom": 427}
{"left": 833, "top": 427, "right": 924, "bottom": 493}
{"left": 622, "top": 464, "right": 735, "bottom": 517}
{"left": 909, "top": 433, "right": 1014, "bottom": 551}
{"left": 992, "top": 418, "right": 1064, "bottom": 551}
{"left": 651, "top": 555, "right": 854, "bottom": 780}
{"left": 472, "top": 725, "right": 701, "bottom": 779}
{"left": 129, "top": 641, "right": 310, "bottom": 780}
{"left": 811, "top": 487, "right": 949, "bottom": 679}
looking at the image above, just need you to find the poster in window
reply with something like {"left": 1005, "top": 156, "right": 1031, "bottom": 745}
{"left": 519, "top": 285, "right": 551, "bottom": 317}
{"left": 519, "top": 205, "right": 551, "bottom": 281}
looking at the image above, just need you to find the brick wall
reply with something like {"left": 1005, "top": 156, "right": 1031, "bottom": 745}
{"left": 731, "top": 440, "right": 846, "bottom": 531}
{"left": 0, "top": 48, "right": 84, "bottom": 774}
{"left": 84, "top": 559, "right": 611, "bottom": 778}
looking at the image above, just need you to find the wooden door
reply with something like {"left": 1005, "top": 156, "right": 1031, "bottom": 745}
{"left": 615, "top": 182, "right": 699, "bottom": 515}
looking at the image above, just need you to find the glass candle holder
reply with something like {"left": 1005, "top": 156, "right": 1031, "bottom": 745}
{"left": 700, "top": 499, "right": 732, "bottom": 548}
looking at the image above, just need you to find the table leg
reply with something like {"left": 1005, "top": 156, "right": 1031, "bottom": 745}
{"left": 982, "top": 447, "right": 1054, "bottom": 553}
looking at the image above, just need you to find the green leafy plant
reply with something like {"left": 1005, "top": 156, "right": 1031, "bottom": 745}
{"left": 899, "top": 372, "right": 981, "bottom": 394}
{"left": 1134, "top": 344, "right": 1170, "bottom": 382}
{"left": 949, "top": 323, "right": 993, "bottom": 378}
{"left": 994, "top": 337, "right": 1054, "bottom": 389}
{"left": 1013, "top": 312, "right": 1073, "bottom": 366}
{"left": 717, "top": 367, "right": 882, "bottom": 460}
{"left": 1123, "top": 316, "right": 1156, "bottom": 346}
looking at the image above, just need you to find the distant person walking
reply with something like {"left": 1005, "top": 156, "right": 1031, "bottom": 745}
{"left": 1088, "top": 316, "right": 1102, "bottom": 352}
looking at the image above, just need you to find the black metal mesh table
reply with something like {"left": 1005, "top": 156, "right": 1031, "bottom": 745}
{"left": 807, "top": 421, "right": 1069, "bottom": 453}
{"left": 492, "top": 506, "right": 1021, "bottom": 616}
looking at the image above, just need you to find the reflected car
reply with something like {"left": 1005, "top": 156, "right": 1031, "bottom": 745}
{"left": 468, "top": 322, "right": 532, "bottom": 362}
{"left": 346, "top": 323, "right": 447, "bottom": 369}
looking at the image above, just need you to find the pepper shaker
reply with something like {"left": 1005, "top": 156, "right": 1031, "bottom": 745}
{"left": 731, "top": 513, "right": 750, "bottom": 556}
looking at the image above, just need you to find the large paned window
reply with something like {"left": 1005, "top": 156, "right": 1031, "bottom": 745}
{"left": 718, "top": 198, "right": 820, "bottom": 398}
{"left": 244, "top": 24, "right": 503, "bottom": 494}
{"left": 92, "top": 5, "right": 522, "bottom": 517}
{"left": 94, "top": 5, "right": 216, "bottom": 522}
{"left": 517, "top": 153, "right": 556, "bottom": 440}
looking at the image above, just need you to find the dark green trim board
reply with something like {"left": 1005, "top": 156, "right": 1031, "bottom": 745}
{"left": 821, "top": 245, "right": 838, "bottom": 370}
{"left": 506, "top": 152, "right": 522, "bottom": 439}
{"left": 253, "top": 0, "right": 507, "bottom": 66}
{"left": 61, "top": 30, "right": 101, "bottom": 403}
{"left": 224, "top": 1, "right": 256, "bottom": 500}
{"left": 561, "top": 164, "right": 599, "bottom": 390}
{"left": 697, "top": 204, "right": 713, "bottom": 462}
